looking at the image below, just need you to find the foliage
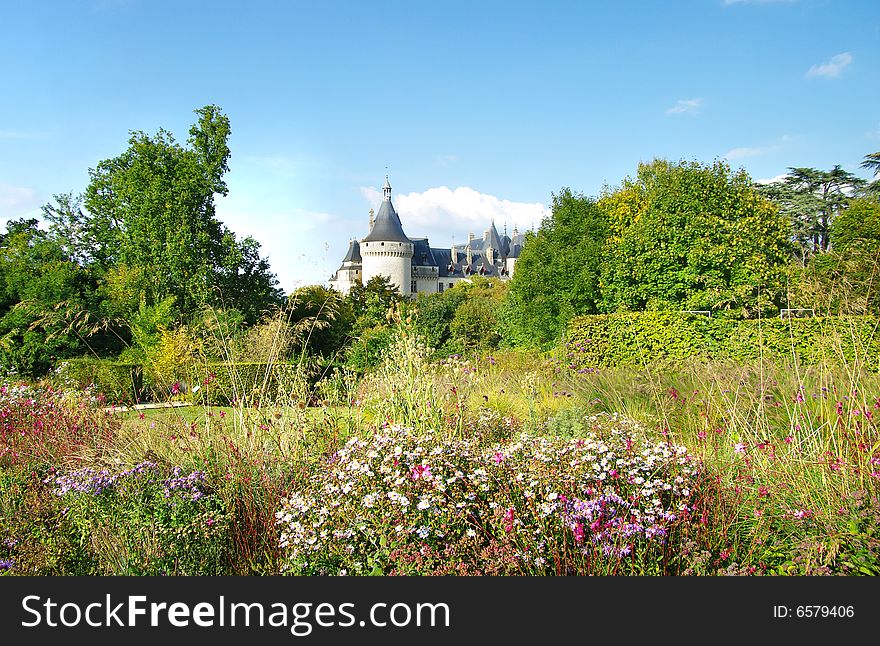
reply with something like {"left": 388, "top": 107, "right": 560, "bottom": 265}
{"left": 346, "top": 275, "right": 402, "bottom": 335}
{"left": 43, "top": 461, "right": 231, "bottom": 575}
{"left": 565, "top": 312, "right": 880, "bottom": 368}
{"left": 286, "top": 285, "right": 354, "bottom": 359}
{"left": 862, "top": 152, "right": 880, "bottom": 196}
{"left": 190, "top": 362, "right": 311, "bottom": 407}
{"left": 599, "top": 159, "right": 791, "bottom": 318}
{"left": 448, "top": 278, "right": 506, "bottom": 352}
{"left": 83, "top": 105, "right": 283, "bottom": 323}
{"left": 0, "top": 219, "right": 97, "bottom": 376}
{"left": 504, "top": 189, "right": 609, "bottom": 347}
{"left": 785, "top": 198, "right": 880, "bottom": 315}
{"left": 56, "top": 358, "right": 147, "bottom": 405}
{"left": 756, "top": 165, "right": 866, "bottom": 262}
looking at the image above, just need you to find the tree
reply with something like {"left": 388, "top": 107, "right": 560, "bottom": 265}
{"left": 0, "top": 219, "right": 97, "bottom": 375}
{"left": 83, "top": 105, "right": 282, "bottom": 323}
{"left": 795, "top": 197, "right": 880, "bottom": 315}
{"left": 503, "top": 188, "right": 609, "bottom": 347}
{"left": 599, "top": 159, "right": 791, "bottom": 317}
{"left": 862, "top": 152, "right": 880, "bottom": 195}
{"left": 756, "top": 165, "right": 866, "bottom": 261}
{"left": 346, "top": 275, "right": 402, "bottom": 335}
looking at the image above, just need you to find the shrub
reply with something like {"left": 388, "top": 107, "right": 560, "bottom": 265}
{"left": 565, "top": 313, "right": 880, "bottom": 368}
{"left": 43, "top": 461, "right": 231, "bottom": 575}
{"left": 275, "top": 414, "right": 702, "bottom": 575}
{"left": 55, "top": 358, "right": 149, "bottom": 405}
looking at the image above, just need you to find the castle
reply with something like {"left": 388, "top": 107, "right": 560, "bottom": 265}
{"left": 329, "top": 177, "right": 526, "bottom": 297}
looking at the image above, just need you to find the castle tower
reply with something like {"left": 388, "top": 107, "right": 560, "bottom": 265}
{"left": 360, "top": 176, "right": 414, "bottom": 296}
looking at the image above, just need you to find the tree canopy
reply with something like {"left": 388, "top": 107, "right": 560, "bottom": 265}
{"left": 83, "top": 105, "right": 283, "bottom": 322}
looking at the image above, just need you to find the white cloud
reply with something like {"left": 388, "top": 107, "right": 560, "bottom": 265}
{"left": 723, "top": 135, "right": 793, "bottom": 162}
{"left": 755, "top": 174, "right": 789, "bottom": 185}
{"left": 665, "top": 98, "right": 703, "bottom": 116}
{"left": 806, "top": 52, "right": 853, "bottom": 79}
{"left": 359, "top": 185, "right": 548, "bottom": 239}
{"left": 0, "top": 183, "right": 41, "bottom": 216}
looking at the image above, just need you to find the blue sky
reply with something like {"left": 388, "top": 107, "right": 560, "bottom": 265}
{"left": 2, "top": 0, "right": 879, "bottom": 292}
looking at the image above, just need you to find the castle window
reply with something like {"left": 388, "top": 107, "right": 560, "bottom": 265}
{"left": 411, "top": 281, "right": 417, "bottom": 292}
{"left": 438, "top": 283, "right": 444, "bottom": 292}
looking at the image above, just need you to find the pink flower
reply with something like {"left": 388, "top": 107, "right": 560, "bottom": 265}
{"left": 503, "top": 507, "right": 515, "bottom": 533}
{"left": 697, "top": 430, "right": 707, "bottom": 441}
{"left": 411, "top": 464, "right": 432, "bottom": 480}
{"left": 492, "top": 451, "right": 505, "bottom": 465}
{"left": 573, "top": 522, "right": 585, "bottom": 544}
{"left": 734, "top": 442, "right": 747, "bottom": 454}
{"left": 171, "top": 382, "right": 181, "bottom": 395}
{"left": 784, "top": 436, "right": 793, "bottom": 444}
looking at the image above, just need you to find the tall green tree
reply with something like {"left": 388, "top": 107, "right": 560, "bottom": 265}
{"left": 862, "top": 152, "right": 880, "bottom": 195}
{"left": 0, "top": 219, "right": 97, "bottom": 375}
{"left": 83, "top": 105, "right": 283, "bottom": 323}
{"left": 756, "top": 165, "right": 865, "bottom": 261}
{"left": 503, "top": 188, "right": 609, "bottom": 347}
{"left": 599, "top": 159, "right": 791, "bottom": 317}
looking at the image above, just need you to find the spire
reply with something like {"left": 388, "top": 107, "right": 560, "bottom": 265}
{"left": 383, "top": 175, "right": 392, "bottom": 202}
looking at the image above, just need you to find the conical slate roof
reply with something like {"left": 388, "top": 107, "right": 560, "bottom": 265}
{"left": 362, "top": 200, "right": 410, "bottom": 243}
{"left": 341, "top": 239, "right": 361, "bottom": 263}
{"left": 362, "top": 182, "right": 411, "bottom": 243}
{"left": 484, "top": 221, "right": 504, "bottom": 256}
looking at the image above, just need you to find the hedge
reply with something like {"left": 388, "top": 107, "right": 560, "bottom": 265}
{"left": 58, "top": 358, "right": 150, "bottom": 404}
{"left": 565, "top": 312, "right": 880, "bottom": 368}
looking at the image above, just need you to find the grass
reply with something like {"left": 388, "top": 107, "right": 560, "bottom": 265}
{"left": 2, "top": 330, "right": 879, "bottom": 575}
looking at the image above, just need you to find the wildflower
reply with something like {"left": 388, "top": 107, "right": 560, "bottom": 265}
{"left": 758, "top": 486, "right": 770, "bottom": 498}
{"left": 697, "top": 430, "right": 707, "bottom": 441}
{"left": 784, "top": 436, "right": 793, "bottom": 444}
{"left": 492, "top": 451, "right": 505, "bottom": 465}
{"left": 733, "top": 442, "right": 747, "bottom": 454}
{"left": 503, "top": 507, "right": 515, "bottom": 533}
{"left": 411, "top": 464, "right": 432, "bottom": 481}
{"left": 219, "top": 411, "right": 226, "bottom": 418}
{"left": 171, "top": 382, "right": 181, "bottom": 395}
